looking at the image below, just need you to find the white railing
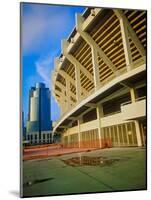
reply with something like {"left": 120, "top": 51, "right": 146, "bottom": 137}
{"left": 103, "top": 110, "right": 121, "bottom": 117}
{"left": 121, "top": 96, "right": 146, "bottom": 107}
{"left": 135, "top": 96, "right": 146, "bottom": 102}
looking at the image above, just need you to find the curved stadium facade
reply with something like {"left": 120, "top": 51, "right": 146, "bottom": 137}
{"left": 52, "top": 8, "right": 146, "bottom": 149}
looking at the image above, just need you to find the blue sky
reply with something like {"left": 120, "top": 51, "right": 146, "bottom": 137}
{"left": 22, "top": 3, "right": 85, "bottom": 123}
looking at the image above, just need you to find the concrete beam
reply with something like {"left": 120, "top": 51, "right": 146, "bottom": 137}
{"left": 82, "top": 8, "right": 102, "bottom": 31}
{"left": 91, "top": 45, "right": 101, "bottom": 90}
{"left": 120, "top": 81, "right": 134, "bottom": 89}
{"left": 75, "top": 63, "right": 82, "bottom": 102}
{"left": 62, "top": 40, "right": 94, "bottom": 83}
{"left": 68, "top": 116, "right": 77, "bottom": 120}
{"left": 114, "top": 9, "right": 133, "bottom": 71}
{"left": 57, "top": 69, "right": 88, "bottom": 97}
{"left": 66, "top": 79, "right": 72, "bottom": 110}
{"left": 86, "top": 102, "right": 97, "bottom": 108}
{"left": 97, "top": 87, "right": 129, "bottom": 105}
{"left": 55, "top": 75, "right": 76, "bottom": 101}
{"left": 59, "top": 126, "right": 68, "bottom": 129}
{"left": 76, "top": 13, "right": 118, "bottom": 75}
{"left": 114, "top": 9, "right": 145, "bottom": 58}
{"left": 54, "top": 89, "right": 67, "bottom": 114}
{"left": 96, "top": 104, "right": 103, "bottom": 148}
{"left": 54, "top": 46, "right": 89, "bottom": 98}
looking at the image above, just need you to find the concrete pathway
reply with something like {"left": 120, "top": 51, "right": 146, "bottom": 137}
{"left": 22, "top": 147, "right": 146, "bottom": 197}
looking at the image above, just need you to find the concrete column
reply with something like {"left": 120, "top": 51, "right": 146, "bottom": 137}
{"left": 130, "top": 88, "right": 142, "bottom": 146}
{"left": 66, "top": 80, "right": 71, "bottom": 110}
{"left": 114, "top": 9, "right": 145, "bottom": 58}
{"left": 121, "top": 20, "right": 132, "bottom": 72}
{"left": 96, "top": 104, "right": 104, "bottom": 148}
{"left": 61, "top": 96, "right": 65, "bottom": 115}
{"left": 125, "top": 123, "right": 130, "bottom": 146}
{"left": 59, "top": 89, "right": 69, "bottom": 114}
{"left": 75, "top": 65, "right": 81, "bottom": 102}
{"left": 63, "top": 98, "right": 67, "bottom": 113}
{"left": 91, "top": 45, "right": 101, "bottom": 90}
{"left": 77, "top": 117, "right": 83, "bottom": 148}
{"left": 140, "top": 123, "right": 145, "bottom": 146}
{"left": 114, "top": 10, "right": 132, "bottom": 71}
{"left": 134, "top": 120, "right": 142, "bottom": 147}
{"left": 117, "top": 126, "right": 120, "bottom": 146}
{"left": 130, "top": 88, "right": 136, "bottom": 103}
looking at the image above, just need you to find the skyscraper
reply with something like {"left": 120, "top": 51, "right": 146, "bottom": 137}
{"left": 26, "top": 83, "right": 52, "bottom": 144}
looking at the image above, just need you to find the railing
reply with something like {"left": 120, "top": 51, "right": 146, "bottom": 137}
{"left": 121, "top": 100, "right": 132, "bottom": 107}
{"left": 135, "top": 96, "right": 146, "bottom": 102}
{"left": 121, "top": 96, "right": 146, "bottom": 107}
{"left": 103, "top": 111, "right": 121, "bottom": 117}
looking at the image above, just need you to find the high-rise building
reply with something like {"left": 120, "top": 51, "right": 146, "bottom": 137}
{"left": 26, "top": 83, "right": 52, "bottom": 144}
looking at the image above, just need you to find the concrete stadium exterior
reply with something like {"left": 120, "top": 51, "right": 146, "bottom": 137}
{"left": 52, "top": 8, "right": 146, "bottom": 148}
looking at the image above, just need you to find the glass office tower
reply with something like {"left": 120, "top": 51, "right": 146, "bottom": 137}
{"left": 26, "top": 83, "right": 52, "bottom": 143}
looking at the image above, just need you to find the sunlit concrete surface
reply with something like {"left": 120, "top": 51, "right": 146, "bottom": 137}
{"left": 23, "top": 147, "right": 146, "bottom": 197}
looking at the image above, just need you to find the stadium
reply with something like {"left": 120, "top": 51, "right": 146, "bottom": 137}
{"left": 52, "top": 7, "right": 146, "bottom": 149}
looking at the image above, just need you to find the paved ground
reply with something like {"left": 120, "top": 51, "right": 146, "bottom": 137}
{"left": 22, "top": 147, "right": 146, "bottom": 197}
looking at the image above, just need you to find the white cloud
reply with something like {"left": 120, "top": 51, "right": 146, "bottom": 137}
{"left": 35, "top": 55, "right": 61, "bottom": 121}
{"left": 35, "top": 56, "right": 51, "bottom": 87}
{"left": 35, "top": 49, "right": 59, "bottom": 87}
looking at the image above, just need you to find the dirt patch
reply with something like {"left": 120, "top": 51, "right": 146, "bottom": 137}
{"left": 62, "top": 156, "right": 128, "bottom": 167}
